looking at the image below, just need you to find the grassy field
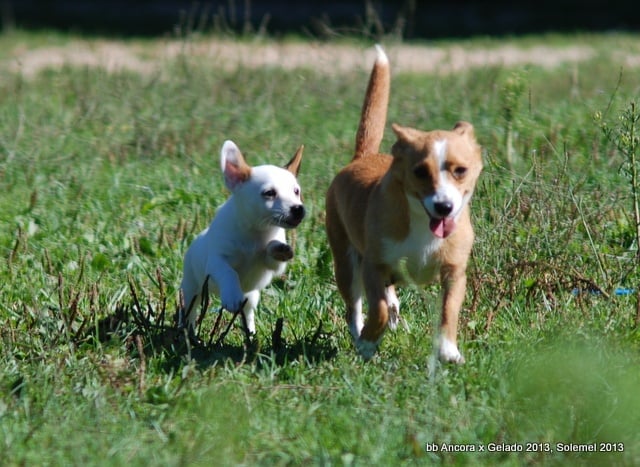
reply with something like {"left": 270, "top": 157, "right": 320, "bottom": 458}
{"left": 1, "top": 30, "right": 640, "bottom": 465}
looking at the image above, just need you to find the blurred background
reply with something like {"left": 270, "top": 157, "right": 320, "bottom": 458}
{"left": 3, "top": 0, "right": 639, "bottom": 39}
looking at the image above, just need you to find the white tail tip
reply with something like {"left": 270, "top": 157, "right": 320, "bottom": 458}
{"left": 374, "top": 44, "right": 388, "bottom": 64}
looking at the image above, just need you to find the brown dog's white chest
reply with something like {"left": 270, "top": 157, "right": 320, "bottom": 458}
{"left": 380, "top": 196, "right": 444, "bottom": 284}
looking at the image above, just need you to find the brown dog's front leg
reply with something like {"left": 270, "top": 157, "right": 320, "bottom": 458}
{"left": 357, "top": 259, "right": 391, "bottom": 360}
{"left": 439, "top": 264, "right": 467, "bottom": 363}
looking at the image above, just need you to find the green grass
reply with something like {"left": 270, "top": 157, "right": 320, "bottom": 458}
{"left": 1, "top": 31, "right": 640, "bottom": 465}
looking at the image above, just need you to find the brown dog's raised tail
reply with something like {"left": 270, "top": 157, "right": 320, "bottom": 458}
{"left": 353, "top": 45, "right": 390, "bottom": 161}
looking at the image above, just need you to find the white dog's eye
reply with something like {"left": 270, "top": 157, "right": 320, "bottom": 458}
{"left": 262, "top": 189, "right": 277, "bottom": 199}
{"left": 294, "top": 187, "right": 300, "bottom": 196}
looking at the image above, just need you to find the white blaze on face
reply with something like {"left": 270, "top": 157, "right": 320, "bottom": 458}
{"left": 433, "top": 139, "right": 447, "bottom": 165}
{"left": 422, "top": 139, "right": 464, "bottom": 238}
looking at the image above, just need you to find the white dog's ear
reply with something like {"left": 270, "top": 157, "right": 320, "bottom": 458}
{"left": 221, "top": 140, "right": 251, "bottom": 190}
{"left": 283, "top": 145, "right": 304, "bottom": 177}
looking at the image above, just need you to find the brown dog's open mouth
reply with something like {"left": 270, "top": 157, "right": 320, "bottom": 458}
{"left": 429, "top": 216, "right": 456, "bottom": 238}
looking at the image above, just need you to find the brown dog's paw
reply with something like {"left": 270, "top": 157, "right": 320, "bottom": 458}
{"left": 438, "top": 337, "right": 465, "bottom": 364}
{"left": 268, "top": 242, "right": 294, "bottom": 262}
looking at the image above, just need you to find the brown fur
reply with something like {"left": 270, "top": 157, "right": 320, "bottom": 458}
{"left": 325, "top": 46, "right": 482, "bottom": 362}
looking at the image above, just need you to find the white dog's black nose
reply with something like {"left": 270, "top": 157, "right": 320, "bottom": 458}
{"left": 434, "top": 201, "right": 453, "bottom": 217}
{"left": 291, "top": 204, "right": 305, "bottom": 221}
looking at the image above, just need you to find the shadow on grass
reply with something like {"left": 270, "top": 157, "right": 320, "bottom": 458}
{"left": 68, "top": 273, "right": 336, "bottom": 374}
{"left": 174, "top": 315, "right": 338, "bottom": 370}
{"left": 92, "top": 299, "right": 338, "bottom": 372}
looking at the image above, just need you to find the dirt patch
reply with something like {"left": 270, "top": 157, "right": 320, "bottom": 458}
{"left": 4, "top": 38, "right": 609, "bottom": 78}
{"left": 9, "top": 40, "right": 155, "bottom": 76}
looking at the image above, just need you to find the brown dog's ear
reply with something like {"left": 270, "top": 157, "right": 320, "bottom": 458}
{"left": 221, "top": 140, "right": 252, "bottom": 191}
{"left": 391, "top": 123, "right": 429, "bottom": 147}
{"left": 391, "top": 123, "right": 417, "bottom": 143}
{"left": 284, "top": 145, "right": 304, "bottom": 177}
{"left": 453, "top": 121, "right": 482, "bottom": 157}
{"left": 452, "top": 121, "right": 476, "bottom": 140}
{"left": 391, "top": 123, "right": 422, "bottom": 157}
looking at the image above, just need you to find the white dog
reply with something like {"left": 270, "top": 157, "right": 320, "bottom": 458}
{"left": 179, "top": 140, "right": 305, "bottom": 339}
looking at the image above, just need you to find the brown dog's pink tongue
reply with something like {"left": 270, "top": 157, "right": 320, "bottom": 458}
{"left": 430, "top": 217, "right": 456, "bottom": 238}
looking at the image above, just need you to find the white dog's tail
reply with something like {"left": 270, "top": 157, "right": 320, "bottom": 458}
{"left": 353, "top": 45, "right": 390, "bottom": 161}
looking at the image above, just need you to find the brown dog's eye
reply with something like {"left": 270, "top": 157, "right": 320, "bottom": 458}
{"left": 262, "top": 189, "right": 277, "bottom": 199}
{"left": 413, "top": 165, "right": 429, "bottom": 179}
{"left": 452, "top": 167, "right": 467, "bottom": 179}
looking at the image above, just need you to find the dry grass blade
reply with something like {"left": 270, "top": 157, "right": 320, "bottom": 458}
{"left": 155, "top": 267, "right": 167, "bottom": 328}
{"left": 213, "top": 298, "right": 249, "bottom": 347}
{"left": 196, "top": 275, "right": 210, "bottom": 333}
{"left": 135, "top": 334, "right": 146, "bottom": 395}
{"left": 127, "top": 275, "right": 151, "bottom": 331}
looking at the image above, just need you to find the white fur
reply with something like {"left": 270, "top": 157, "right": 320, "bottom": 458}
{"left": 422, "top": 139, "right": 464, "bottom": 222}
{"left": 348, "top": 298, "right": 364, "bottom": 340}
{"left": 374, "top": 44, "right": 388, "bottom": 65}
{"left": 346, "top": 246, "right": 364, "bottom": 339}
{"left": 179, "top": 140, "right": 304, "bottom": 335}
{"left": 434, "top": 139, "right": 447, "bottom": 163}
{"left": 386, "top": 287, "right": 401, "bottom": 331}
{"left": 382, "top": 196, "right": 443, "bottom": 284}
{"left": 439, "top": 336, "right": 464, "bottom": 364}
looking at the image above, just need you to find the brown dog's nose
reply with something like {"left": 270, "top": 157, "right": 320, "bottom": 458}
{"left": 434, "top": 201, "right": 453, "bottom": 217}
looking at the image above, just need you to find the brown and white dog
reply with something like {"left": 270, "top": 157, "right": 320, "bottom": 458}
{"left": 325, "top": 45, "right": 482, "bottom": 363}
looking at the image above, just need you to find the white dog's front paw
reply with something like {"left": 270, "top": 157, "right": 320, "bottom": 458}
{"left": 220, "top": 288, "right": 245, "bottom": 313}
{"left": 438, "top": 337, "right": 465, "bottom": 364}
{"left": 267, "top": 241, "right": 294, "bottom": 262}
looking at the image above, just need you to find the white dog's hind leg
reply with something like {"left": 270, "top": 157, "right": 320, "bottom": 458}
{"left": 179, "top": 276, "right": 202, "bottom": 332}
{"left": 242, "top": 290, "right": 260, "bottom": 335}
